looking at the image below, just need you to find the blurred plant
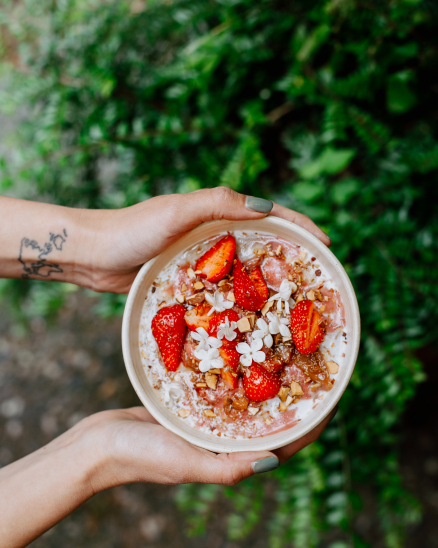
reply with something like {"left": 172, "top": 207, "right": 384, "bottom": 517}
{"left": 1, "top": 0, "right": 438, "bottom": 545}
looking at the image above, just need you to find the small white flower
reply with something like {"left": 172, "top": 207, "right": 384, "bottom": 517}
{"left": 162, "top": 382, "right": 184, "bottom": 404}
{"left": 252, "top": 318, "right": 273, "bottom": 348}
{"left": 191, "top": 327, "right": 222, "bottom": 351}
{"left": 268, "top": 279, "right": 297, "bottom": 314}
{"left": 194, "top": 347, "right": 224, "bottom": 373}
{"left": 236, "top": 338, "right": 265, "bottom": 367}
{"left": 266, "top": 311, "right": 291, "bottom": 338}
{"left": 217, "top": 316, "right": 238, "bottom": 342}
{"left": 205, "top": 291, "right": 234, "bottom": 316}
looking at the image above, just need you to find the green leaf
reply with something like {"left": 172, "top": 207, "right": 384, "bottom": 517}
{"left": 387, "top": 73, "right": 416, "bottom": 114}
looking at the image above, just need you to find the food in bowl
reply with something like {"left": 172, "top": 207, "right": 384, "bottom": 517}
{"left": 139, "top": 231, "right": 347, "bottom": 440}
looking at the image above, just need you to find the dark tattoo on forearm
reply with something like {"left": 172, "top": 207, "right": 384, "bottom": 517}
{"left": 19, "top": 229, "right": 68, "bottom": 279}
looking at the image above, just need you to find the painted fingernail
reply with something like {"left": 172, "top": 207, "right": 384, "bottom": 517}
{"left": 245, "top": 196, "right": 273, "bottom": 214}
{"left": 252, "top": 456, "right": 279, "bottom": 474}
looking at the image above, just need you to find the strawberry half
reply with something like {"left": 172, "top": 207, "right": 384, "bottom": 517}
{"left": 243, "top": 363, "right": 282, "bottom": 402}
{"left": 184, "top": 302, "right": 213, "bottom": 332}
{"left": 195, "top": 235, "right": 236, "bottom": 283}
{"left": 151, "top": 304, "right": 186, "bottom": 371}
{"left": 249, "top": 266, "right": 269, "bottom": 301}
{"left": 291, "top": 300, "right": 324, "bottom": 354}
{"left": 233, "top": 258, "right": 267, "bottom": 311}
{"left": 221, "top": 369, "right": 239, "bottom": 390}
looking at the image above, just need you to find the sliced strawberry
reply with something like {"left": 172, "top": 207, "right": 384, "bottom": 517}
{"left": 184, "top": 301, "right": 213, "bottom": 332}
{"left": 243, "top": 363, "right": 282, "bottom": 402}
{"left": 219, "top": 347, "right": 240, "bottom": 370}
{"left": 195, "top": 235, "right": 236, "bottom": 283}
{"left": 151, "top": 304, "right": 186, "bottom": 372}
{"left": 248, "top": 266, "right": 269, "bottom": 301}
{"left": 221, "top": 368, "right": 239, "bottom": 390}
{"left": 261, "top": 354, "right": 284, "bottom": 374}
{"left": 233, "top": 258, "right": 267, "bottom": 311}
{"left": 291, "top": 300, "right": 324, "bottom": 354}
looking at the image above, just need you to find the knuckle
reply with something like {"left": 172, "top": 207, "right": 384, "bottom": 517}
{"left": 212, "top": 186, "right": 236, "bottom": 203}
{"left": 220, "top": 466, "right": 243, "bottom": 486}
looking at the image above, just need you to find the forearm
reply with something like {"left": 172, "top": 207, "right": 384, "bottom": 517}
{"left": 0, "top": 196, "right": 101, "bottom": 288}
{"left": 0, "top": 434, "right": 98, "bottom": 548}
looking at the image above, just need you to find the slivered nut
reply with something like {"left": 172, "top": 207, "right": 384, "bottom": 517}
{"left": 203, "top": 409, "right": 216, "bottom": 418}
{"left": 196, "top": 382, "right": 207, "bottom": 388}
{"left": 299, "top": 250, "right": 307, "bottom": 261}
{"left": 247, "top": 406, "right": 259, "bottom": 415}
{"left": 261, "top": 300, "right": 274, "bottom": 316}
{"left": 195, "top": 270, "right": 202, "bottom": 274}
{"left": 290, "top": 381, "right": 304, "bottom": 396}
{"left": 279, "top": 395, "right": 293, "bottom": 412}
{"left": 209, "top": 368, "right": 222, "bottom": 375}
{"left": 306, "top": 290, "right": 316, "bottom": 301}
{"left": 186, "top": 293, "right": 205, "bottom": 305}
{"left": 326, "top": 360, "right": 339, "bottom": 374}
{"left": 175, "top": 294, "right": 185, "bottom": 303}
{"left": 178, "top": 409, "right": 191, "bottom": 418}
{"left": 264, "top": 418, "right": 273, "bottom": 425}
{"left": 255, "top": 248, "right": 266, "bottom": 255}
{"left": 237, "top": 317, "right": 251, "bottom": 333}
{"left": 278, "top": 386, "right": 290, "bottom": 402}
{"left": 193, "top": 281, "right": 204, "bottom": 290}
{"left": 218, "top": 279, "right": 228, "bottom": 286}
{"left": 276, "top": 245, "right": 282, "bottom": 255}
{"left": 187, "top": 268, "right": 196, "bottom": 279}
{"left": 227, "top": 291, "right": 236, "bottom": 302}
{"left": 247, "top": 314, "right": 256, "bottom": 328}
{"left": 282, "top": 336, "right": 292, "bottom": 342}
{"left": 310, "top": 382, "right": 321, "bottom": 391}
{"left": 205, "top": 372, "right": 218, "bottom": 390}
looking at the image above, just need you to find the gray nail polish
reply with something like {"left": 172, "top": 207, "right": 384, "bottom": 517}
{"left": 245, "top": 196, "right": 273, "bottom": 214}
{"left": 252, "top": 456, "right": 279, "bottom": 474}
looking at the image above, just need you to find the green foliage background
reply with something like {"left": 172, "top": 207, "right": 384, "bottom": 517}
{"left": 1, "top": 0, "right": 438, "bottom": 545}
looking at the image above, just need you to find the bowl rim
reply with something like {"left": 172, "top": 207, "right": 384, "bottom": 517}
{"left": 122, "top": 217, "right": 360, "bottom": 452}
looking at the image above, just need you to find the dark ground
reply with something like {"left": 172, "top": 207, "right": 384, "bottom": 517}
{"left": 0, "top": 291, "right": 437, "bottom": 548}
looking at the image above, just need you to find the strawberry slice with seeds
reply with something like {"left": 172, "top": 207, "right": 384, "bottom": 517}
{"left": 195, "top": 235, "right": 236, "bottom": 283}
{"left": 248, "top": 266, "right": 269, "bottom": 301}
{"left": 221, "top": 368, "right": 239, "bottom": 390}
{"left": 243, "top": 363, "right": 282, "bottom": 402}
{"left": 184, "top": 302, "right": 213, "bottom": 332}
{"left": 151, "top": 304, "right": 186, "bottom": 372}
{"left": 233, "top": 258, "right": 267, "bottom": 311}
{"left": 291, "top": 300, "right": 324, "bottom": 354}
{"left": 219, "top": 347, "right": 240, "bottom": 370}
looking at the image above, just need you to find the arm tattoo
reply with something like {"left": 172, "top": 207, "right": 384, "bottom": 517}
{"left": 19, "top": 229, "right": 68, "bottom": 279}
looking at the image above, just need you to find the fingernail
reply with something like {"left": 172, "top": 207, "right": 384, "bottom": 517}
{"left": 245, "top": 196, "right": 273, "bottom": 214}
{"left": 252, "top": 456, "right": 279, "bottom": 474}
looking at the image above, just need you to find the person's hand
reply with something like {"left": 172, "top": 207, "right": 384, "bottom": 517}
{"left": 69, "top": 405, "right": 337, "bottom": 491}
{"left": 90, "top": 187, "right": 330, "bottom": 293}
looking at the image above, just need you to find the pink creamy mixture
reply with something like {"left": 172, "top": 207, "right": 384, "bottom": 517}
{"left": 139, "top": 232, "right": 346, "bottom": 439}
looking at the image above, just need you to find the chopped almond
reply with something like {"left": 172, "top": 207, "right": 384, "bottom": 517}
{"left": 261, "top": 300, "right": 274, "bottom": 316}
{"left": 247, "top": 406, "right": 259, "bottom": 415}
{"left": 203, "top": 409, "right": 216, "bottom": 418}
{"left": 299, "top": 250, "right": 307, "bottom": 261}
{"left": 186, "top": 293, "right": 205, "bottom": 305}
{"left": 209, "top": 368, "right": 222, "bottom": 375}
{"left": 306, "top": 290, "right": 316, "bottom": 301}
{"left": 282, "top": 336, "right": 292, "bottom": 342}
{"left": 296, "top": 294, "right": 304, "bottom": 302}
{"left": 290, "top": 381, "right": 304, "bottom": 396}
{"left": 227, "top": 291, "right": 236, "bottom": 302}
{"left": 324, "top": 296, "right": 329, "bottom": 301}
{"left": 247, "top": 314, "right": 257, "bottom": 328}
{"left": 278, "top": 386, "right": 291, "bottom": 402}
{"left": 232, "top": 395, "right": 249, "bottom": 411}
{"left": 187, "top": 267, "right": 196, "bottom": 279}
{"left": 326, "top": 360, "right": 339, "bottom": 374}
{"left": 264, "top": 417, "right": 273, "bottom": 425}
{"left": 310, "top": 382, "right": 321, "bottom": 391}
{"left": 178, "top": 409, "right": 191, "bottom": 418}
{"left": 218, "top": 279, "right": 228, "bottom": 286}
{"left": 276, "top": 245, "right": 282, "bottom": 256}
{"left": 255, "top": 248, "right": 266, "bottom": 256}
{"left": 181, "top": 283, "right": 187, "bottom": 292}
{"left": 319, "top": 305, "right": 326, "bottom": 313}
{"left": 193, "top": 281, "right": 205, "bottom": 290}
{"left": 141, "top": 349, "right": 147, "bottom": 359}
{"left": 175, "top": 294, "right": 185, "bottom": 303}
{"left": 237, "top": 317, "right": 251, "bottom": 333}
{"left": 196, "top": 382, "right": 207, "bottom": 388}
{"left": 205, "top": 372, "right": 218, "bottom": 390}
{"left": 194, "top": 270, "right": 202, "bottom": 274}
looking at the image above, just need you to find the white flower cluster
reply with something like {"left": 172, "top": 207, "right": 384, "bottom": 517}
{"left": 205, "top": 291, "right": 234, "bottom": 315}
{"left": 252, "top": 312, "right": 291, "bottom": 348}
{"left": 268, "top": 279, "right": 297, "bottom": 314}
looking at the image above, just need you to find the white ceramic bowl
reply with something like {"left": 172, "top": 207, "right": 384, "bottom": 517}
{"left": 122, "top": 217, "right": 360, "bottom": 453}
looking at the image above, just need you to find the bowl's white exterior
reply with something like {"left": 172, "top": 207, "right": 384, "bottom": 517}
{"left": 122, "top": 218, "right": 360, "bottom": 453}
